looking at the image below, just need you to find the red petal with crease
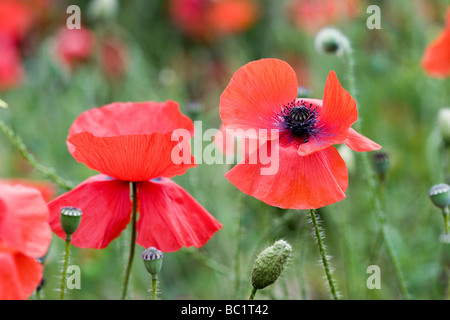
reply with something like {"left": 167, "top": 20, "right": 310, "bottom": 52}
{"left": 344, "top": 128, "right": 381, "bottom": 152}
{"left": 68, "top": 132, "right": 196, "bottom": 181}
{"left": 226, "top": 142, "right": 348, "bottom": 209}
{"left": 48, "top": 175, "right": 132, "bottom": 249}
{"left": 298, "top": 71, "right": 357, "bottom": 156}
{"left": 0, "top": 252, "right": 43, "bottom": 300}
{"left": 220, "top": 58, "right": 298, "bottom": 137}
{"left": 136, "top": 179, "right": 222, "bottom": 252}
{"left": 68, "top": 100, "right": 194, "bottom": 140}
{"left": 0, "top": 184, "right": 51, "bottom": 258}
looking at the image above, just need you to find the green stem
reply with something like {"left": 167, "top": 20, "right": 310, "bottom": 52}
{"left": 121, "top": 182, "right": 138, "bottom": 300}
{"left": 442, "top": 207, "right": 450, "bottom": 237}
{"left": 309, "top": 209, "right": 339, "bottom": 300}
{"left": 0, "top": 119, "right": 74, "bottom": 190}
{"left": 248, "top": 287, "right": 257, "bottom": 300}
{"left": 152, "top": 276, "right": 157, "bottom": 300}
{"left": 342, "top": 42, "right": 410, "bottom": 300}
{"left": 60, "top": 235, "right": 72, "bottom": 300}
{"left": 234, "top": 191, "right": 244, "bottom": 299}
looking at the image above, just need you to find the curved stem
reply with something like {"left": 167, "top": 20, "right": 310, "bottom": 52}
{"left": 60, "top": 235, "right": 72, "bottom": 300}
{"left": 342, "top": 43, "right": 410, "bottom": 299}
{"left": 0, "top": 119, "right": 74, "bottom": 191}
{"left": 248, "top": 287, "right": 257, "bottom": 300}
{"left": 121, "top": 182, "right": 138, "bottom": 300}
{"left": 309, "top": 209, "right": 339, "bottom": 300}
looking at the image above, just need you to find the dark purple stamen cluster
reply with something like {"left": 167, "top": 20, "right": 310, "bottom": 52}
{"left": 279, "top": 100, "right": 319, "bottom": 143}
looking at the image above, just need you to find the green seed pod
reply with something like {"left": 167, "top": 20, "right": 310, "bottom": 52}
{"left": 372, "top": 151, "right": 389, "bottom": 176}
{"left": 251, "top": 240, "right": 292, "bottom": 290}
{"left": 60, "top": 207, "right": 82, "bottom": 236}
{"left": 429, "top": 184, "right": 450, "bottom": 209}
{"left": 142, "top": 247, "right": 163, "bottom": 278}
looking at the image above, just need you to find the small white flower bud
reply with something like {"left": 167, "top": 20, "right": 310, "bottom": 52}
{"left": 314, "top": 28, "right": 351, "bottom": 57}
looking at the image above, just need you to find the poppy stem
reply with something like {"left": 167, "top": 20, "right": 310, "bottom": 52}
{"left": 342, "top": 39, "right": 411, "bottom": 299}
{"left": 0, "top": 119, "right": 74, "bottom": 191}
{"left": 152, "top": 277, "right": 157, "bottom": 300}
{"left": 121, "top": 182, "right": 138, "bottom": 300}
{"left": 248, "top": 287, "right": 257, "bottom": 300}
{"left": 309, "top": 209, "right": 339, "bottom": 300}
{"left": 60, "top": 235, "right": 72, "bottom": 300}
{"left": 234, "top": 191, "right": 244, "bottom": 298}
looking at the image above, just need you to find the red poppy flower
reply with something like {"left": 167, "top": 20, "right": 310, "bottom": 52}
{"left": 422, "top": 9, "right": 450, "bottom": 78}
{"left": 48, "top": 101, "right": 222, "bottom": 252}
{"left": 0, "top": 0, "right": 34, "bottom": 43}
{"left": 0, "top": 36, "right": 25, "bottom": 91}
{"left": 219, "top": 59, "right": 381, "bottom": 209}
{"left": 1, "top": 178, "right": 56, "bottom": 202}
{"left": 55, "top": 27, "right": 94, "bottom": 69}
{"left": 0, "top": 184, "right": 51, "bottom": 300}
{"left": 169, "top": 0, "right": 258, "bottom": 41}
{"left": 100, "top": 37, "right": 128, "bottom": 79}
{"left": 288, "top": 0, "right": 360, "bottom": 35}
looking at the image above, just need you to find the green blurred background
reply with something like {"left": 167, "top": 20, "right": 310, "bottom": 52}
{"left": 2, "top": 0, "right": 450, "bottom": 300}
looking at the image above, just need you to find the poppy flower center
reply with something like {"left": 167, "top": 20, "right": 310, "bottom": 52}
{"left": 280, "top": 100, "right": 319, "bottom": 143}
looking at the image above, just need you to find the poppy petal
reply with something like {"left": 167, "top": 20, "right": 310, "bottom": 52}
{"left": 225, "top": 142, "right": 348, "bottom": 209}
{"left": 0, "top": 252, "right": 43, "bottom": 300}
{"left": 0, "top": 184, "right": 51, "bottom": 258}
{"left": 68, "top": 132, "right": 196, "bottom": 181}
{"left": 298, "top": 71, "right": 357, "bottom": 156}
{"left": 68, "top": 100, "right": 194, "bottom": 140}
{"left": 136, "top": 179, "right": 222, "bottom": 252}
{"left": 48, "top": 175, "right": 132, "bottom": 249}
{"left": 344, "top": 128, "right": 381, "bottom": 152}
{"left": 220, "top": 58, "right": 298, "bottom": 137}
{"left": 422, "top": 27, "right": 450, "bottom": 77}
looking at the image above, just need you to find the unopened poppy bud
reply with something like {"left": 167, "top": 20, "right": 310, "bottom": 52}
{"left": 142, "top": 247, "right": 163, "bottom": 278}
{"left": 438, "top": 108, "right": 450, "bottom": 145}
{"left": 372, "top": 151, "right": 389, "bottom": 176}
{"left": 314, "top": 28, "right": 351, "bottom": 57}
{"left": 251, "top": 240, "right": 292, "bottom": 290}
{"left": 429, "top": 184, "right": 450, "bottom": 209}
{"left": 60, "top": 207, "right": 82, "bottom": 236}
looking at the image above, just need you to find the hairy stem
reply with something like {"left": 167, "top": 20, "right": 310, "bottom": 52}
{"left": 60, "top": 235, "right": 72, "bottom": 300}
{"left": 309, "top": 209, "right": 339, "bottom": 300}
{"left": 0, "top": 119, "right": 74, "bottom": 190}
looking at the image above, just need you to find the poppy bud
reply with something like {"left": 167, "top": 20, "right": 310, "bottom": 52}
{"left": 314, "top": 27, "right": 350, "bottom": 57}
{"left": 60, "top": 207, "right": 82, "bottom": 236}
{"left": 438, "top": 108, "right": 450, "bottom": 146}
{"left": 142, "top": 247, "right": 164, "bottom": 278}
{"left": 251, "top": 240, "right": 292, "bottom": 290}
{"left": 429, "top": 184, "right": 450, "bottom": 209}
{"left": 372, "top": 151, "right": 389, "bottom": 177}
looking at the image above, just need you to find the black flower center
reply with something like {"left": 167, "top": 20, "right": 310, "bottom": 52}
{"left": 279, "top": 100, "right": 319, "bottom": 143}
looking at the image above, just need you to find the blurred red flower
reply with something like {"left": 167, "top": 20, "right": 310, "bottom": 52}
{"left": 220, "top": 59, "right": 380, "bottom": 209}
{"left": 0, "top": 36, "right": 25, "bottom": 91}
{"left": 1, "top": 178, "right": 56, "bottom": 202}
{"left": 55, "top": 27, "right": 95, "bottom": 69}
{"left": 169, "top": 0, "right": 259, "bottom": 41}
{"left": 0, "top": 184, "right": 51, "bottom": 300}
{"left": 100, "top": 37, "right": 128, "bottom": 79}
{"left": 288, "top": 0, "right": 360, "bottom": 34}
{"left": 0, "top": 0, "right": 34, "bottom": 43}
{"left": 48, "top": 101, "right": 222, "bottom": 252}
{"left": 422, "top": 9, "right": 450, "bottom": 78}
